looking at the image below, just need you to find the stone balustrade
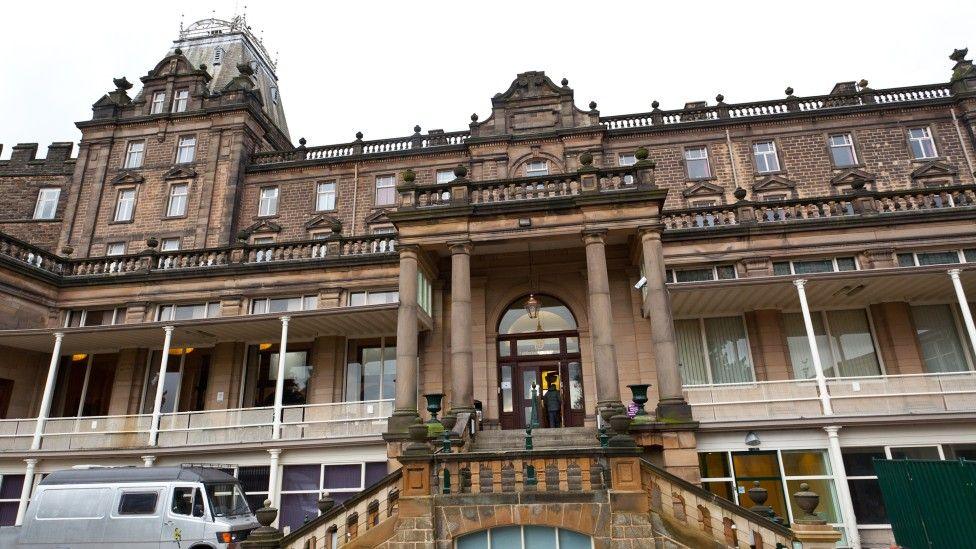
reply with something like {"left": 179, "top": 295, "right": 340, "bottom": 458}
{"left": 251, "top": 130, "right": 469, "bottom": 166}
{"left": 432, "top": 449, "right": 611, "bottom": 496}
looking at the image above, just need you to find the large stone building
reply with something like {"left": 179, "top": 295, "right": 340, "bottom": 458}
{"left": 1, "top": 15, "right": 976, "bottom": 548}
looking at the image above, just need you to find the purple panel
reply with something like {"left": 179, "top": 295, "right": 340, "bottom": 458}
{"left": 330, "top": 492, "right": 354, "bottom": 504}
{"left": 365, "top": 462, "right": 387, "bottom": 487}
{"left": 279, "top": 493, "right": 318, "bottom": 532}
{"left": 323, "top": 464, "right": 361, "bottom": 490}
{"left": 0, "top": 475, "right": 24, "bottom": 499}
{"left": 282, "top": 465, "right": 319, "bottom": 491}
{"left": 0, "top": 502, "right": 17, "bottom": 527}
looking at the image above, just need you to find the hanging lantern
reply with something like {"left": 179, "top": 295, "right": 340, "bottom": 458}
{"left": 71, "top": 353, "right": 88, "bottom": 362}
{"left": 524, "top": 294, "right": 541, "bottom": 319}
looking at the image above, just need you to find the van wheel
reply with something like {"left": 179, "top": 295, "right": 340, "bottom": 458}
{"left": 188, "top": 545, "right": 214, "bottom": 549}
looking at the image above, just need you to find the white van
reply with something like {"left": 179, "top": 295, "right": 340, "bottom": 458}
{"left": 18, "top": 467, "right": 258, "bottom": 548}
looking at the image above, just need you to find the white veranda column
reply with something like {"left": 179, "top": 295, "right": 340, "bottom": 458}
{"left": 793, "top": 279, "right": 833, "bottom": 415}
{"left": 141, "top": 455, "right": 156, "bottom": 468}
{"left": 824, "top": 426, "right": 861, "bottom": 549}
{"left": 31, "top": 332, "right": 64, "bottom": 450}
{"left": 148, "top": 326, "right": 175, "bottom": 446}
{"left": 267, "top": 448, "right": 282, "bottom": 525}
{"left": 272, "top": 316, "right": 291, "bottom": 440}
{"left": 948, "top": 269, "right": 976, "bottom": 355}
{"left": 14, "top": 458, "right": 37, "bottom": 526}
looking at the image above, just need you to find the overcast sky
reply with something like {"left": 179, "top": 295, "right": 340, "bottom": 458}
{"left": 2, "top": 0, "right": 974, "bottom": 158}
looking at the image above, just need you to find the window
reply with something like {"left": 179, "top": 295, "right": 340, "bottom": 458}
{"left": 911, "top": 304, "right": 971, "bottom": 373}
{"left": 150, "top": 91, "right": 166, "bottom": 114}
{"left": 315, "top": 182, "right": 336, "bottom": 211}
{"left": 114, "top": 188, "right": 136, "bottom": 222}
{"left": 157, "top": 302, "right": 221, "bottom": 321}
{"left": 166, "top": 183, "right": 189, "bottom": 217}
{"left": 771, "top": 257, "right": 858, "bottom": 275}
{"left": 118, "top": 492, "right": 159, "bottom": 515}
{"left": 33, "top": 188, "right": 60, "bottom": 220}
{"left": 783, "top": 309, "right": 882, "bottom": 378}
{"left": 418, "top": 271, "right": 432, "bottom": 315}
{"left": 245, "top": 345, "right": 311, "bottom": 407}
{"left": 250, "top": 295, "right": 317, "bottom": 314}
{"left": 124, "top": 141, "right": 145, "bottom": 169}
{"left": 278, "top": 462, "right": 388, "bottom": 533}
{"left": 458, "top": 527, "right": 592, "bottom": 549}
{"left": 171, "top": 486, "right": 205, "bottom": 518}
{"left": 0, "top": 474, "right": 25, "bottom": 526}
{"left": 436, "top": 169, "right": 455, "bottom": 184}
{"left": 235, "top": 466, "right": 271, "bottom": 513}
{"left": 684, "top": 147, "right": 711, "bottom": 179}
{"left": 897, "top": 250, "right": 964, "bottom": 267}
{"left": 64, "top": 308, "right": 125, "bottom": 327}
{"left": 345, "top": 338, "right": 396, "bottom": 401}
{"left": 106, "top": 242, "right": 126, "bottom": 256}
{"left": 172, "top": 89, "right": 189, "bottom": 113}
{"left": 753, "top": 141, "right": 781, "bottom": 173}
{"left": 160, "top": 237, "right": 180, "bottom": 251}
{"left": 828, "top": 134, "right": 857, "bottom": 167}
{"left": 665, "top": 265, "right": 737, "bottom": 283}
{"left": 375, "top": 175, "right": 395, "bottom": 206}
{"left": 675, "top": 316, "right": 754, "bottom": 384}
{"left": 525, "top": 160, "right": 549, "bottom": 177}
{"left": 176, "top": 136, "right": 196, "bottom": 164}
{"left": 347, "top": 290, "right": 399, "bottom": 307}
{"left": 258, "top": 187, "right": 279, "bottom": 217}
{"left": 619, "top": 153, "right": 637, "bottom": 184}
{"left": 842, "top": 447, "right": 889, "bottom": 525}
{"left": 908, "top": 127, "right": 937, "bottom": 159}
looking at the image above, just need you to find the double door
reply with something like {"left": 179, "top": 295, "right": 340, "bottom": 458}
{"left": 499, "top": 360, "right": 584, "bottom": 430}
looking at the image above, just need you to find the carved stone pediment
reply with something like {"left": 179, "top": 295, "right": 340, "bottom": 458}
{"left": 111, "top": 171, "right": 145, "bottom": 185}
{"left": 243, "top": 219, "right": 282, "bottom": 234}
{"left": 752, "top": 175, "right": 796, "bottom": 192}
{"left": 682, "top": 180, "right": 725, "bottom": 198}
{"left": 305, "top": 214, "right": 342, "bottom": 233}
{"left": 911, "top": 160, "right": 958, "bottom": 180}
{"left": 830, "top": 168, "right": 876, "bottom": 187}
{"left": 163, "top": 166, "right": 198, "bottom": 180}
{"left": 365, "top": 209, "right": 391, "bottom": 225}
{"left": 469, "top": 71, "right": 600, "bottom": 138}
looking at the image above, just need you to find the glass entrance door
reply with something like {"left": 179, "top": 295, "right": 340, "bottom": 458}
{"left": 503, "top": 361, "right": 584, "bottom": 430}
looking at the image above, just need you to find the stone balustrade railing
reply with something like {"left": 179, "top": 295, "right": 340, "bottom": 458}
{"left": 251, "top": 130, "right": 470, "bottom": 166}
{"left": 601, "top": 82, "right": 952, "bottom": 130}
{"left": 0, "top": 232, "right": 397, "bottom": 280}
{"left": 662, "top": 184, "right": 976, "bottom": 231}
{"left": 398, "top": 165, "right": 650, "bottom": 210}
{"left": 431, "top": 449, "right": 611, "bottom": 496}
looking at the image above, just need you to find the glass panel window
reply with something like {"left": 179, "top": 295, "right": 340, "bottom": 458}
{"left": 119, "top": 492, "right": 159, "bottom": 515}
{"left": 716, "top": 265, "right": 737, "bottom": 280}
{"left": 525, "top": 160, "right": 549, "bottom": 177}
{"left": 908, "top": 127, "right": 937, "bottom": 159}
{"left": 150, "top": 91, "right": 166, "bottom": 114}
{"left": 836, "top": 257, "right": 857, "bottom": 271}
{"left": 784, "top": 312, "right": 833, "bottom": 379}
{"left": 618, "top": 153, "right": 637, "bottom": 167}
{"left": 33, "top": 188, "right": 61, "bottom": 220}
{"left": 258, "top": 187, "right": 279, "bottom": 217}
{"left": 106, "top": 242, "right": 126, "bottom": 256}
{"left": 675, "top": 268, "right": 714, "bottom": 283}
{"left": 753, "top": 141, "right": 780, "bottom": 173}
{"left": 157, "top": 302, "right": 218, "bottom": 321}
{"left": 172, "top": 89, "right": 189, "bottom": 113}
{"left": 315, "top": 181, "right": 336, "bottom": 211}
{"left": 675, "top": 319, "right": 708, "bottom": 385}
{"left": 825, "top": 309, "right": 881, "bottom": 377}
{"left": 176, "top": 136, "right": 196, "bottom": 164}
{"left": 160, "top": 237, "right": 180, "bottom": 251}
{"left": 567, "top": 361, "right": 583, "bottom": 410}
{"left": 167, "top": 183, "right": 188, "bottom": 217}
{"left": 828, "top": 134, "right": 857, "bottom": 167}
{"left": 347, "top": 290, "right": 399, "bottom": 307}
{"left": 436, "top": 169, "right": 455, "bottom": 184}
{"left": 684, "top": 147, "right": 711, "bottom": 179}
{"left": 500, "top": 364, "right": 513, "bottom": 413}
{"left": 699, "top": 452, "right": 730, "bottom": 478}
{"left": 916, "top": 251, "right": 960, "bottom": 266}
{"left": 114, "top": 188, "right": 136, "bottom": 222}
{"left": 375, "top": 175, "right": 395, "bottom": 206}
{"left": 911, "top": 304, "right": 970, "bottom": 373}
{"left": 897, "top": 253, "right": 916, "bottom": 267}
{"left": 793, "top": 259, "right": 834, "bottom": 274}
{"left": 124, "top": 141, "right": 145, "bottom": 169}
{"left": 890, "top": 446, "right": 941, "bottom": 460}
{"left": 782, "top": 450, "right": 830, "bottom": 476}
{"left": 773, "top": 261, "right": 792, "bottom": 275}
{"left": 345, "top": 339, "right": 396, "bottom": 401}
{"left": 703, "top": 316, "right": 754, "bottom": 383}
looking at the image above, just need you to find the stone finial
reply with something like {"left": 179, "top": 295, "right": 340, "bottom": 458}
{"left": 579, "top": 152, "right": 593, "bottom": 166}
{"left": 561, "top": 77, "right": 569, "bottom": 87}
{"left": 61, "top": 245, "right": 74, "bottom": 257}
{"left": 113, "top": 77, "right": 133, "bottom": 91}
{"left": 236, "top": 62, "right": 254, "bottom": 77}
{"left": 355, "top": 131, "right": 364, "bottom": 141}
{"left": 635, "top": 147, "right": 649, "bottom": 161}
{"left": 651, "top": 100, "right": 660, "bottom": 110}
{"left": 174, "top": 47, "right": 183, "bottom": 56}
{"left": 951, "top": 47, "right": 969, "bottom": 63}
{"left": 401, "top": 168, "right": 416, "bottom": 183}
{"left": 145, "top": 237, "right": 159, "bottom": 249}
{"left": 413, "top": 125, "right": 421, "bottom": 134}
{"left": 199, "top": 63, "right": 208, "bottom": 72}
{"left": 734, "top": 187, "right": 748, "bottom": 201}
{"left": 858, "top": 79, "right": 871, "bottom": 91}
{"left": 470, "top": 113, "right": 479, "bottom": 122}
{"left": 747, "top": 480, "right": 768, "bottom": 506}
{"left": 715, "top": 93, "right": 725, "bottom": 104}
{"left": 793, "top": 482, "right": 822, "bottom": 522}
{"left": 298, "top": 137, "right": 307, "bottom": 147}
{"left": 453, "top": 164, "right": 468, "bottom": 178}
{"left": 785, "top": 86, "right": 795, "bottom": 97}
{"left": 317, "top": 494, "right": 335, "bottom": 514}
{"left": 588, "top": 100, "right": 598, "bottom": 111}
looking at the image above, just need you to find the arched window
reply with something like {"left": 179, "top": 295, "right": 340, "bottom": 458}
{"left": 498, "top": 295, "right": 576, "bottom": 335}
{"left": 457, "top": 526, "right": 592, "bottom": 549}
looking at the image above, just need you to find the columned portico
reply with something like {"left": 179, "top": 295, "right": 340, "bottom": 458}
{"left": 389, "top": 245, "right": 421, "bottom": 432}
{"left": 638, "top": 226, "right": 692, "bottom": 421}
{"left": 582, "top": 229, "right": 624, "bottom": 420}
{"left": 449, "top": 240, "right": 474, "bottom": 414}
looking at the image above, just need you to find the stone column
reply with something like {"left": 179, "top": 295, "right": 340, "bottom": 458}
{"left": 449, "top": 241, "right": 474, "bottom": 414}
{"left": 582, "top": 230, "right": 624, "bottom": 420}
{"left": 638, "top": 227, "right": 692, "bottom": 421}
{"left": 389, "top": 245, "right": 421, "bottom": 433}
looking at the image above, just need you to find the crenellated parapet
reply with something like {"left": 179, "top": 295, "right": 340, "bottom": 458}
{"left": 0, "top": 142, "right": 75, "bottom": 176}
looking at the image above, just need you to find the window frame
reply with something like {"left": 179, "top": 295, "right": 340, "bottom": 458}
{"left": 160, "top": 237, "right": 180, "bottom": 252}
{"left": 150, "top": 91, "right": 167, "bottom": 115}
{"left": 63, "top": 307, "right": 125, "bottom": 328}
{"left": 156, "top": 302, "right": 222, "bottom": 322}
{"left": 166, "top": 182, "right": 189, "bottom": 218}
{"left": 781, "top": 306, "right": 888, "bottom": 379}
{"left": 752, "top": 140, "right": 782, "bottom": 174}
{"left": 249, "top": 295, "right": 318, "bottom": 315}
{"left": 907, "top": 127, "right": 938, "bottom": 160}
{"left": 315, "top": 181, "right": 337, "bottom": 212}
{"left": 113, "top": 187, "right": 138, "bottom": 223}
{"left": 172, "top": 89, "right": 189, "bottom": 113}
{"left": 33, "top": 187, "right": 61, "bottom": 220}
{"left": 346, "top": 289, "right": 400, "bottom": 307}
{"left": 175, "top": 135, "right": 197, "bottom": 164}
{"left": 524, "top": 160, "right": 549, "bottom": 177}
{"left": 124, "top": 140, "right": 146, "bottom": 169}
{"left": 828, "top": 133, "right": 858, "bottom": 168}
{"left": 665, "top": 265, "right": 738, "bottom": 284}
{"left": 674, "top": 313, "right": 757, "bottom": 386}
{"left": 117, "top": 490, "right": 161, "bottom": 516}
{"left": 374, "top": 175, "right": 396, "bottom": 206}
{"left": 435, "top": 169, "right": 455, "bottom": 184}
{"left": 258, "top": 186, "right": 279, "bottom": 217}
{"left": 105, "top": 242, "right": 127, "bottom": 257}
{"left": 771, "top": 257, "right": 860, "bottom": 276}
{"left": 683, "top": 146, "right": 712, "bottom": 180}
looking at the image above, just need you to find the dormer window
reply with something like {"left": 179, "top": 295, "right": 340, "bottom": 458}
{"left": 150, "top": 91, "right": 166, "bottom": 114}
{"left": 172, "top": 89, "right": 189, "bottom": 113}
{"left": 525, "top": 160, "right": 549, "bottom": 177}
{"left": 908, "top": 127, "right": 938, "bottom": 159}
{"left": 124, "top": 141, "right": 145, "bottom": 169}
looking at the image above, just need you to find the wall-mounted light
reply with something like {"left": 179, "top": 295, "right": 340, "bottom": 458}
{"left": 745, "top": 430, "right": 761, "bottom": 449}
{"left": 634, "top": 276, "right": 647, "bottom": 290}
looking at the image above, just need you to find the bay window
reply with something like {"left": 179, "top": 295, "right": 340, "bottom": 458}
{"left": 783, "top": 308, "right": 882, "bottom": 378}
{"left": 675, "top": 316, "right": 754, "bottom": 385}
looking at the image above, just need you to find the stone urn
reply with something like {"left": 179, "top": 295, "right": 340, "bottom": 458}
{"left": 608, "top": 414, "right": 636, "bottom": 447}
{"left": 627, "top": 384, "right": 651, "bottom": 416}
{"left": 254, "top": 499, "right": 278, "bottom": 530}
{"left": 734, "top": 187, "right": 748, "bottom": 201}
{"left": 145, "top": 236, "right": 159, "bottom": 249}
{"left": 793, "top": 482, "right": 822, "bottom": 521}
{"left": 317, "top": 493, "right": 335, "bottom": 514}
{"left": 424, "top": 393, "right": 445, "bottom": 424}
{"left": 408, "top": 421, "right": 429, "bottom": 443}
{"left": 747, "top": 480, "right": 768, "bottom": 506}
{"left": 441, "top": 413, "right": 458, "bottom": 431}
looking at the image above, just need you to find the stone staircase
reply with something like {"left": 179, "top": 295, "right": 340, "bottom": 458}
{"left": 469, "top": 427, "right": 598, "bottom": 451}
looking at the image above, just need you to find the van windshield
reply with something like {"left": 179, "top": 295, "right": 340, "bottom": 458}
{"left": 205, "top": 483, "right": 251, "bottom": 518}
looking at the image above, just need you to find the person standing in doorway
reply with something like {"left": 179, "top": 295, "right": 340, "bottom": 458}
{"left": 544, "top": 374, "right": 562, "bottom": 428}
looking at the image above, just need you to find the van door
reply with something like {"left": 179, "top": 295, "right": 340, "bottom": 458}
{"left": 161, "top": 484, "right": 207, "bottom": 546}
{"left": 106, "top": 486, "right": 165, "bottom": 547}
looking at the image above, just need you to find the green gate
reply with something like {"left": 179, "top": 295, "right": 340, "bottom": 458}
{"left": 874, "top": 459, "right": 976, "bottom": 548}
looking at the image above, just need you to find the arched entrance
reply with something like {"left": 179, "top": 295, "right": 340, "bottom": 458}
{"left": 457, "top": 526, "right": 594, "bottom": 548}
{"left": 496, "top": 295, "right": 584, "bottom": 430}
